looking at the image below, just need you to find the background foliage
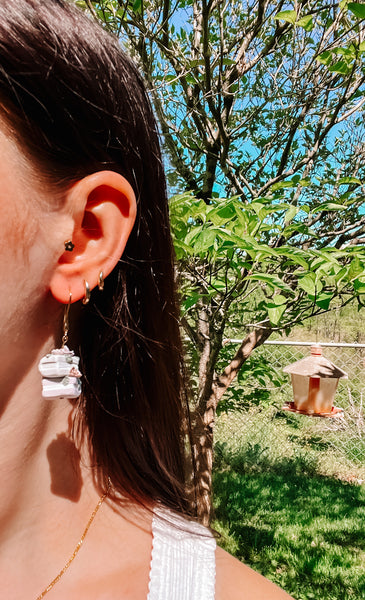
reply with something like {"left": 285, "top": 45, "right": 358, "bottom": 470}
{"left": 79, "top": 0, "right": 365, "bottom": 525}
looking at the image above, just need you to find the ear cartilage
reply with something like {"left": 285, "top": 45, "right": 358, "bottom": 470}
{"left": 38, "top": 346, "right": 82, "bottom": 399}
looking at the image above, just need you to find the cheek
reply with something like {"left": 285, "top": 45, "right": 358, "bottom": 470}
{"left": 0, "top": 193, "right": 49, "bottom": 271}
{"left": 0, "top": 206, "right": 55, "bottom": 353}
{"left": 0, "top": 207, "right": 54, "bottom": 341}
{"left": 0, "top": 209, "right": 38, "bottom": 312}
{"left": 0, "top": 182, "right": 31, "bottom": 233}
{"left": 0, "top": 129, "right": 48, "bottom": 264}
{"left": 0, "top": 130, "right": 66, "bottom": 306}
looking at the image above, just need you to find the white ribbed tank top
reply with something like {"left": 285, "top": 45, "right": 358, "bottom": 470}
{"left": 147, "top": 508, "right": 216, "bottom": 600}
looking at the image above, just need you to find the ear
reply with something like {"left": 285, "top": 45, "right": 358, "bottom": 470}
{"left": 50, "top": 171, "right": 136, "bottom": 304}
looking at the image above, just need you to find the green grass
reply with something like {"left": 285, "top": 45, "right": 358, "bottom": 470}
{"left": 212, "top": 410, "right": 365, "bottom": 600}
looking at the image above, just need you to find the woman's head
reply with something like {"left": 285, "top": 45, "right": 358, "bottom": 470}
{"left": 0, "top": 0, "right": 192, "bottom": 513}
{"left": 0, "top": 0, "right": 159, "bottom": 190}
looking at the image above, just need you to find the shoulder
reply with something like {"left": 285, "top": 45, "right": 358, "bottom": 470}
{"left": 215, "top": 546, "right": 294, "bottom": 600}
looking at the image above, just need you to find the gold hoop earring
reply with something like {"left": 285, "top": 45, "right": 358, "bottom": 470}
{"left": 82, "top": 280, "right": 90, "bottom": 305}
{"left": 98, "top": 271, "right": 104, "bottom": 291}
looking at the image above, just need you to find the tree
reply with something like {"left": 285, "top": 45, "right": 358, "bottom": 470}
{"left": 78, "top": 0, "right": 365, "bottom": 523}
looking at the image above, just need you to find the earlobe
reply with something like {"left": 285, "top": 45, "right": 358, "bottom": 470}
{"left": 50, "top": 171, "right": 136, "bottom": 304}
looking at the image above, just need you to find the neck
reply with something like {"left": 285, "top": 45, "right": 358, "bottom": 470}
{"left": 0, "top": 334, "right": 100, "bottom": 593}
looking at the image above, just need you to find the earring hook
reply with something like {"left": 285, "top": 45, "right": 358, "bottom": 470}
{"left": 62, "top": 292, "right": 72, "bottom": 348}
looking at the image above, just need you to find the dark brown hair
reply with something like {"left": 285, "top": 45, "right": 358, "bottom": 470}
{"left": 0, "top": 0, "right": 193, "bottom": 514}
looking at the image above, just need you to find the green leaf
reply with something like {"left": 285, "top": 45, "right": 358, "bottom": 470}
{"left": 267, "top": 304, "right": 286, "bottom": 325}
{"left": 275, "top": 248, "right": 310, "bottom": 269}
{"left": 317, "top": 51, "right": 332, "bottom": 66}
{"left": 210, "top": 203, "right": 236, "bottom": 221}
{"left": 271, "top": 180, "right": 296, "bottom": 191}
{"left": 328, "top": 60, "right": 352, "bottom": 74}
{"left": 297, "top": 274, "right": 316, "bottom": 296}
{"left": 132, "top": 0, "right": 141, "bottom": 11}
{"left": 354, "top": 277, "right": 365, "bottom": 294}
{"left": 173, "top": 239, "right": 194, "bottom": 259}
{"left": 334, "top": 267, "right": 348, "bottom": 287}
{"left": 312, "top": 203, "right": 347, "bottom": 213}
{"left": 285, "top": 205, "right": 300, "bottom": 223}
{"left": 274, "top": 10, "right": 297, "bottom": 24}
{"left": 272, "top": 294, "right": 287, "bottom": 305}
{"left": 315, "top": 292, "right": 333, "bottom": 310}
{"left": 247, "top": 273, "right": 293, "bottom": 293}
{"left": 190, "top": 59, "right": 206, "bottom": 67}
{"left": 282, "top": 223, "right": 318, "bottom": 238}
{"left": 338, "top": 176, "right": 362, "bottom": 185}
{"left": 185, "top": 226, "right": 202, "bottom": 246}
{"left": 299, "top": 180, "right": 311, "bottom": 189}
{"left": 297, "top": 15, "right": 314, "bottom": 31}
{"left": 182, "top": 293, "right": 201, "bottom": 311}
{"left": 331, "top": 45, "right": 357, "bottom": 58}
{"left": 348, "top": 257, "right": 365, "bottom": 280}
{"left": 192, "top": 228, "right": 219, "bottom": 253}
{"left": 348, "top": 3, "right": 365, "bottom": 19}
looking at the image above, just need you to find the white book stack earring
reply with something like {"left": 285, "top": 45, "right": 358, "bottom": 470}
{"left": 38, "top": 292, "right": 82, "bottom": 399}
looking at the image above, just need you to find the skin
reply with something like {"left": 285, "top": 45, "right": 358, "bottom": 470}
{"left": 0, "top": 124, "right": 293, "bottom": 600}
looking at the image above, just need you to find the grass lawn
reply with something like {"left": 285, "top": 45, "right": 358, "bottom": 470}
{"left": 212, "top": 410, "right": 365, "bottom": 600}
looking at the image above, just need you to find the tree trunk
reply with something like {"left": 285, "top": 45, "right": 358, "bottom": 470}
{"left": 191, "top": 399, "right": 216, "bottom": 526}
{"left": 191, "top": 303, "right": 216, "bottom": 525}
{"left": 192, "top": 325, "right": 272, "bottom": 524}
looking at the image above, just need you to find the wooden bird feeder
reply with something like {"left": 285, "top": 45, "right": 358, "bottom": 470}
{"left": 282, "top": 344, "right": 347, "bottom": 417}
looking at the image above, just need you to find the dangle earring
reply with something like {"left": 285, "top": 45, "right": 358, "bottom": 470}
{"left": 38, "top": 293, "right": 82, "bottom": 399}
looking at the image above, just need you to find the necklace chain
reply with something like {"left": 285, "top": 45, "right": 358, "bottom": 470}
{"left": 35, "top": 482, "right": 110, "bottom": 600}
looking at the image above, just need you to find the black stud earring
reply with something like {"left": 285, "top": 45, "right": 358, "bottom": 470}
{"left": 64, "top": 240, "right": 75, "bottom": 252}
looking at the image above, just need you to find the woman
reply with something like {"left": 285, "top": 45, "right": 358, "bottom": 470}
{"left": 0, "top": 1, "right": 293, "bottom": 598}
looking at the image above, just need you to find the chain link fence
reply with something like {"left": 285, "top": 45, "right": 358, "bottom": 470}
{"left": 217, "top": 341, "right": 365, "bottom": 482}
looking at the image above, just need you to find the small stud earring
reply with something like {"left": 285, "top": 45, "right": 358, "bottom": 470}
{"left": 82, "top": 280, "right": 90, "bottom": 305}
{"left": 64, "top": 240, "right": 75, "bottom": 252}
{"left": 98, "top": 271, "right": 104, "bottom": 291}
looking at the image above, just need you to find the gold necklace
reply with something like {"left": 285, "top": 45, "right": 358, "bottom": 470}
{"left": 35, "top": 483, "right": 110, "bottom": 600}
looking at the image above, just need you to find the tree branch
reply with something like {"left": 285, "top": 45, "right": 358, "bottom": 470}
{"left": 214, "top": 324, "right": 272, "bottom": 404}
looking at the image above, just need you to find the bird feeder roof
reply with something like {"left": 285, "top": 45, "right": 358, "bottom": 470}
{"left": 283, "top": 345, "right": 348, "bottom": 379}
